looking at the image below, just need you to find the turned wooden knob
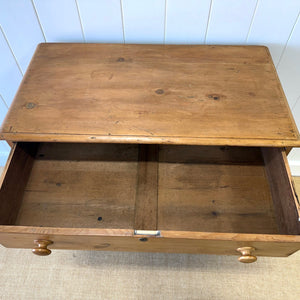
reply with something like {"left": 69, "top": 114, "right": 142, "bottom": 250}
{"left": 32, "top": 240, "right": 53, "bottom": 256}
{"left": 237, "top": 247, "right": 257, "bottom": 263}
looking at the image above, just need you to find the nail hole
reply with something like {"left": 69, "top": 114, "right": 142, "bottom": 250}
{"left": 56, "top": 183, "right": 61, "bottom": 187}
{"left": 155, "top": 89, "right": 164, "bottom": 95}
{"left": 25, "top": 102, "right": 36, "bottom": 109}
{"left": 207, "top": 94, "right": 222, "bottom": 101}
{"left": 139, "top": 237, "right": 148, "bottom": 242}
{"left": 117, "top": 57, "right": 125, "bottom": 62}
{"left": 97, "top": 217, "right": 102, "bottom": 221}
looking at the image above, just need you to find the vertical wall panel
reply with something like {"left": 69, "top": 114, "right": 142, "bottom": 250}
{"left": 0, "top": 30, "right": 22, "bottom": 107}
{"left": 0, "top": 0, "right": 45, "bottom": 73}
{"left": 287, "top": 147, "right": 300, "bottom": 176}
{"left": 0, "top": 97, "right": 9, "bottom": 166}
{"left": 34, "top": 0, "right": 84, "bottom": 42}
{"left": 0, "top": 141, "right": 10, "bottom": 151}
{"left": 0, "top": 95, "right": 8, "bottom": 125}
{"left": 288, "top": 141, "right": 300, "bottom": 162}
{"left": 77, "top": 0, "right": 123, "bottom": 42}
{"left": 289, "top": 96, "right": 300, "bottom": 173}
{"left": 122, "top": 0, "right": 165, "bottom": 43}
{"left": 292, "top": 96, "right": 300, "bottom": 131}
{"left": 0, "top": 142, "right": 9, "bottom": 166}
{"left": 165, "top": 0, "right": 211, "bottom": 44}
{"left": 277, "top": 14, "right": 300, "bottom": 109}
{"left": 206, "top": 0, "right": 257, "bottom": 44}
{"left": 247, "top": 0, "right": 300, "bottom": 66}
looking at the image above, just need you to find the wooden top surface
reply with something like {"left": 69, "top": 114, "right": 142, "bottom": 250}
{"left": 1, "top": 43, "right": 299, "bottom": 146}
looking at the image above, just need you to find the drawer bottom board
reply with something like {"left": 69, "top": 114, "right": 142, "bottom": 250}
{"left": 12, "top": 143, "right": 278, "bottom": 234}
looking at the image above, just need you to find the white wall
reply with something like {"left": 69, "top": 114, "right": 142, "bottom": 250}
{"left": 0, "top": 0, "right": 300, "bottom": 172}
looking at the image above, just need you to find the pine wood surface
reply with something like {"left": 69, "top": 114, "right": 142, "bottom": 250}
{"left": 134, "top": 145, "right": 158, "bottom": 230}
{"left": 1, "top": 43, "right": 299, "bottom": 147}
{"left": 1, "top": 228, "right": 300, "bottom": 257}
{"left": 158, "top": 146, "right": 278, "bottom": 233}
{"left": 0, "top": 143, "right": 37, "bottom": 225}
{"left": 4, "top": 143, "right": 278, "bottom": 234}
{"left": 1, "top": 142, "right": 300, "bottom": 258}
{"left": 262, "top": 147, "right": 300, "bottom": 234}
{"left": 16, "top": 143, "right": 139, "bottom": 229}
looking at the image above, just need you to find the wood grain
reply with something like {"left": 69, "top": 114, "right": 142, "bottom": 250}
{"left": 2, "top": 133, "right": 300, "bottom": 147}
{"left": 158, "top": 146, "right": 279, "bottom": 234}
{"left": 262, "top": 147, "right": 300, "bottom": 234}
{"left": 15, "top": 143, "right": 139, "bottom": 228}
{"left": 1, "top": 143, "right": 297, "bottom": 235}
{"left": 1, "top": 43, "right": 299, "bottom": 146}
{"left": 0, "top": 143, "right": 299, "bottom": 258}
{"left": 0, "top": 227, "right": 300, "bottom": 257}
{"left": 134, "top": 145, "right": 158, "bottom": 230}
{"left": 158, "top": 145, "right": 264, "bottom": 164}
{"left": 0, "top": 143, "right": 38, "bottom": 225}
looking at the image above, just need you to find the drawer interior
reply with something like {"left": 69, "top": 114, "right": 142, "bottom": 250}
{"left": 0, "top": 142, "right": 299, "bottom": 235}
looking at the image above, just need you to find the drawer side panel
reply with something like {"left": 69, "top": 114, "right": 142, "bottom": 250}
{"left": 0, "top": 143, "right": 38, "bottom": 225}
{"left": 262, "top": 147, "right": 300, "bottom": 235}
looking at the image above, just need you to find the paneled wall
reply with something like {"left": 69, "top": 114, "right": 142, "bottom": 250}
{"left": 0, "top": 0, "right": 300, "bottom": 171}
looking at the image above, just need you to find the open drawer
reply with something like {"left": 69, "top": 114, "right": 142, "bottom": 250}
{"left": 0, "top": 142, "right": 300, "bottom": 263}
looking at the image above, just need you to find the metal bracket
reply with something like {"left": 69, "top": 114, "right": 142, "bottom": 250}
{"left": 134, "top": 230, "right": 160, "bottom": 236}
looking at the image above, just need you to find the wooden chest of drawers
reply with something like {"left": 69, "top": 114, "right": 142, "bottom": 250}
{"left": 1, "top": 43, "right": 300, "bottom": 263}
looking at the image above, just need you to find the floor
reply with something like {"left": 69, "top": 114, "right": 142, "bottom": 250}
{"left": 0, "top": 246, "right": 299, "bottom": 300}
{"left": 0, "top": 173, "right": 300, "bottom": 299}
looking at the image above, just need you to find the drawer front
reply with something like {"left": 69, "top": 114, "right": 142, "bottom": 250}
{"left": 1, "top": 228, "right": 300, "bottom": 259}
